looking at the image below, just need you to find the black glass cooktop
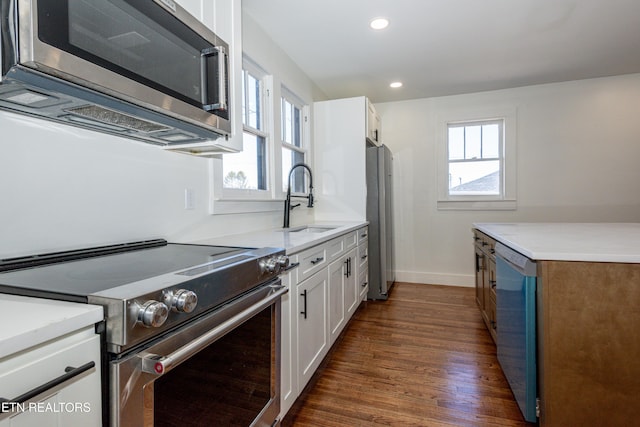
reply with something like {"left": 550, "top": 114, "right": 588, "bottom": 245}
{"left": 0, "top": 243, "right": 245, "bottom": 299}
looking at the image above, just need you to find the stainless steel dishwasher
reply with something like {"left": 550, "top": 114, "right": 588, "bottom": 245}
{"left": 495, "top": 242, "right": 538, "bottom": 423}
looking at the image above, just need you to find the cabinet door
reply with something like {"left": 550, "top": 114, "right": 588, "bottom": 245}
{"left": 474, "top": 245, "right": 485, "bottom": 310}
{"left": 296, "top": 269, "right": 328, "bottom": 390}
{"left": 328, "top": 258, "right": 346, "bottom": 344}
{"left": 366, "top": 100, "right": 381, "bottom": 145}
{"left": 278, "top": 267, "right": 297, "bottom": 419}
{"left": 344, "top": 248, "right": 359, "bottom": 317}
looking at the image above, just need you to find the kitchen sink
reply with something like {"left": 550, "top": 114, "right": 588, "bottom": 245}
{"left": 288, "top": 226, "right": 337, "bottom": 233}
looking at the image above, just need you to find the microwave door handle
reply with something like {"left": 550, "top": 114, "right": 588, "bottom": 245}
{"left": 200, "top": 46, "right": 228, "bottom": 112}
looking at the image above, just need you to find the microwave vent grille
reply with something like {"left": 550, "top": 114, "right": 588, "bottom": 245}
{"left": 64, "top": 105, "right": 171, "bottom": 133}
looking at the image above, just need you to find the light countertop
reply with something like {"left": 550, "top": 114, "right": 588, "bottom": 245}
{"left": 0, "top": 294, "right": 103, "bottom": 359}
{"left": 473, "top": 222, "right": 640, "bottom": 263}
{"left": 192, "top": 221, "right": 368, "bottom": 254}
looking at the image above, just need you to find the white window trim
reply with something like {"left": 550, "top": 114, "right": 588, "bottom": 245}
{"left": 210, "top": 60, "right": 282, "bottom": 214}
{"left": 280, "top": 86, "right": 311, "bottom": 197}
{"left": 436, "top": 106, "right": 517, "bottom": 210}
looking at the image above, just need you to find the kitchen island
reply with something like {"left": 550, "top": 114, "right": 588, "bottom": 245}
{"left": 474, "top": 223, "right": 640, "bottom": 427}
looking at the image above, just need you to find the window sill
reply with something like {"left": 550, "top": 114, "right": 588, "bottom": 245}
{"left": 211, "top": 199, "right": 283, "bottom": 215}
{"left": 437, "top": 199, "right": 517, "bottom": 211}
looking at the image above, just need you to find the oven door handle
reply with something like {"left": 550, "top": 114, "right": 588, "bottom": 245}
{"left": 139, "top": 285, "right": 287, "bottom": 376}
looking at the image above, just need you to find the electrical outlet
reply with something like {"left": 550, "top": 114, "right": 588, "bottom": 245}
{"left": 184, "top": 188, "right": 195, "bottom": 210}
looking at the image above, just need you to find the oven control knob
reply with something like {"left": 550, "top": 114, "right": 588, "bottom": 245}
{"left": 138, "top": 301, "right": 169, "bottom": 328}
{"left": 259, "top": 257, "right": 280, "bottom": 274}
{"left": 276, "top": 255, "right": 290, "bottom": 269}
{"left": 167, "top": 289, "right": 198, "bottom": 313}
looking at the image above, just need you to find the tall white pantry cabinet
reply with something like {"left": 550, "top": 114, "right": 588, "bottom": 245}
{"left": 314, "top": 96, "right": 381, "bottom": 222}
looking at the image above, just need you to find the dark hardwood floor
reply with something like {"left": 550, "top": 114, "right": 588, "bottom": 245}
{"left": 283, "top": 282, "right": 534, "bottom": 427}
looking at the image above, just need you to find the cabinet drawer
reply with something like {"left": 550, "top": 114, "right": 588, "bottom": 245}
{"left": 326, "top": 237, "right": 344, "bottom": 262}
{"left": 343, "top": 231, "right": 358, "bottom": 251}
{"left": 357, "top": 242, "right": 368, "bottom": 271}
{"left": 358, "top": 269, "right": 368, "bottom": 301}
{"left": 297, "top": 244, "right": 328, "bottom": 282}
{"left": 0, "top": 327, "right": 102, "bottom": 426}
{"left": 357, "top": 227, "right": 369, "bottom": 244}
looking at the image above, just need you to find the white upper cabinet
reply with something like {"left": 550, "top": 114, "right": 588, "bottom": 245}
{"left": 314, "top": 96, "right": 380, "bottom": 221}
{"left": 366, "top": 99, "right": 382, "bottom": 146}
{"left": 175, "top": 0, "right": 243, "bottom": 152}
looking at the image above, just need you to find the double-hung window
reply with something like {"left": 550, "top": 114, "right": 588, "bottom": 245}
{"left": 281, "top": 88, "right": 309, "bottom": 194}
{"left": 437, "top": 107, "right": 516, "bottom": 210}
{"left": 447, "top": 120, "right": 503, "bottom": 196}
{"left": 222, "top": 61, "right": 269, "bottom": 192}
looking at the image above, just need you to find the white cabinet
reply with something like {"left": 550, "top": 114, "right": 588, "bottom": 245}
{"left": 314, "top": 96, "right": 380, "bottom": 221}
{"left": 367, "top": 99, "right": 382, "bottom": 146}
{"left": 278, "top": 267, "right": 297, "bottom": 418}
{"left": 296, "top": 268, "right": 329, "bottom": 391}
{"left": 0, "top": 327, "right": 102, "bottom": 427}
{"left": 357, "top": 228, "right": 370, "bottom": 302}
{"left": 174, "top": 0, "right": 243, "bottom": 152}
{"left": 278, "top": 226, "right": 368, "bottom": 420}
{"left": 328, "top": 257, "right": 346, "bottom": 344}
{"left": 343, "top": 247, "right": 358, "bottom": 318}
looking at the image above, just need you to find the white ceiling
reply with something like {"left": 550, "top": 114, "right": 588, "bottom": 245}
{"left": 242, "top": 0, "right": 640, "bottom": 103}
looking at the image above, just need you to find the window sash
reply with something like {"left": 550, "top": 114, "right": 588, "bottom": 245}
{"left": 445, "top": 119, "right": 505, "bottom": 199}
{"left": 281, "top": 89, "right": 308, "bottom": 194}
{"left": 222, "top": 61, "right": 269, "bottom": 192}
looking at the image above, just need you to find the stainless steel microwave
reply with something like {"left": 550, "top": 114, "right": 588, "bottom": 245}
{"left": 0, "top": 0, "right": 232, "bottom": 155}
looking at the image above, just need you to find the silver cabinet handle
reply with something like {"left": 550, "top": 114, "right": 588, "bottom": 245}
{"left": 139, "top": 285, "right": 287, "bottom": 376}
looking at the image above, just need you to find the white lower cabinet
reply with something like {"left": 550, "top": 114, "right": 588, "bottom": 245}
{"left": 0, "top": 327, "right": 102, "bottom": 427}
{"left": 344, "top": 247, "right": 359, "bottom": 319}
{"left": 279, "top": 226, "right": 368, "bottom": 421}
{"left": 296, "top": 268, "right": 329, "bottom": 391}
{"left": 328, "top": 257, "right": 346, "bottom": 344}
{"left": 357, "top": 237, "right": 369, "bottom": 301}
{"left": 278, "top": 268, "right": 297, "bottom": 418}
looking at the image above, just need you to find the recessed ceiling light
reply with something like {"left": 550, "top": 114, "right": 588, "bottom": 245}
{"left": 390, "top": 82, "right": 403, "bottom": 88}
{"left": 370, "top": 18, "right": 389, "bottom": 30}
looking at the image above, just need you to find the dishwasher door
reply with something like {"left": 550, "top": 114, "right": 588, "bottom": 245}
{"left": 495, "top": 243, "right": 538, "bottom": 423}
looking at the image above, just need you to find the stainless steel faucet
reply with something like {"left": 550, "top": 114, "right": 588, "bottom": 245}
{"left": 283, "top": 163, "right": 314, "bottom": 228}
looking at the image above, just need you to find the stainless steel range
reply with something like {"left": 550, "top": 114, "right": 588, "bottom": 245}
{"left": 0, "top": 239, "right": 289, "bottom": 427}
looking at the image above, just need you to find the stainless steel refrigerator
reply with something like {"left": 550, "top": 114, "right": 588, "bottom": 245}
{"left": 366, "top": 144, "right": 395, "bottom": 300}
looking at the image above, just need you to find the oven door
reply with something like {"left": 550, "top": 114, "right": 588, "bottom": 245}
{"left": 110, "top": 281, "right": 286, "bottom": 427}
{"left": 17, "top": 0, "right": 230, "bottom": 130}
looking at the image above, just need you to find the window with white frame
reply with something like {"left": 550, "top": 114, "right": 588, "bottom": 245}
{"left": 281, "top": 88, "right": 309, "bottom": 194}
{"left": 222, "top": 62, "right": 269, "bottom": 191}
{"left": 437, "top": 107, "right": 516, "bottom": 210}
{"left": 447, "top": 120, "right": 503, "bottom": 196}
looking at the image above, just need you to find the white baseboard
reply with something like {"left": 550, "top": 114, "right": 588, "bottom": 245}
{"left": 395, "top": 270, "right": 474, "bottom": 287}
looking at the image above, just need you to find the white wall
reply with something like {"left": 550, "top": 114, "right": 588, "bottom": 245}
{"left": 376, "top": 73, "right": 640, "bottom": 286}
{"left": 0, "top": 10, "right": 325, "bottom": 259}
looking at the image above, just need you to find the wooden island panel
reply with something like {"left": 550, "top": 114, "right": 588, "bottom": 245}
{"left": 537, "top": 260, "right": 640, "bottom": 426}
